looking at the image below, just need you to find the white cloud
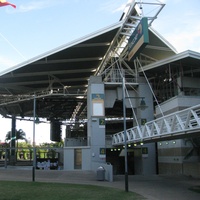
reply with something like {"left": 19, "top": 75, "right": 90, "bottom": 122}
{"left": 15, "top": 0, "right": 65, "bottom": 13}
{"left": 18, "top": 1, "right": 52, "bottom": 12}
{"left": 164, "top": 26, "right": 200, "bottom": 52}
{"left": 152, "top": 2, "right": 200, "bottom": 53}
{"left": 99, "top": 0, "right": 127, "bottom": 14}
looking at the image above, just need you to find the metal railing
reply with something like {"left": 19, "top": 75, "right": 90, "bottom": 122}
{"left": 0, "top": 147, "right": 63, "bottom": 169}
{"left": 112, "top": 104, "right": 200, "bottom": 145}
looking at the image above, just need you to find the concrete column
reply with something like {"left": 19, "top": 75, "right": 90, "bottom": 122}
{"left": 10, "top": 115, "right": 16, "bottom": 165}
{"left": 87, "top": 76, "right": 106, "bottom": 164}
{"left": 137, "top": 77, "right": 156, "bottom": 175}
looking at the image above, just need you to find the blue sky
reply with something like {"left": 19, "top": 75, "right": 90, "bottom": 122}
{"left": 0, "top": 0, "right": 129, "bottom": 70}
{"left": 153, "top": 0, "right": 200, "bottom": 53}
{"left": 0, "top": 0, "right": 200, "bottom": 143}
{"left": 0, "top": 0, "right": 200, "bottom": 71}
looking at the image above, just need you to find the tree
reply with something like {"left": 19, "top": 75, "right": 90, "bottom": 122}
{"left": 16, "top": 129, "right": 28, "bottom": 143}
{"left": 5, "top": 129, "right": 28, "bottom": 143}
{"left": 5, "top": 129, "right": 28, "bottom": 160}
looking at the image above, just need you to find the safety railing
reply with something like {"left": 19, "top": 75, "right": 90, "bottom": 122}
{"left": 112, "top": 104, "right": 200, "bottom": 145}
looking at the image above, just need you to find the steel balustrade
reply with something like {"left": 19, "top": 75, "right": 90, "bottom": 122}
{"left": 112, "top": 104, "right": 200, "bottom": 145}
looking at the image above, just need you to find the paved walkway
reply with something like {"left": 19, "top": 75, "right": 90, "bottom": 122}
{"left": 0, "top": 166, "right": 200, "bottom": 200}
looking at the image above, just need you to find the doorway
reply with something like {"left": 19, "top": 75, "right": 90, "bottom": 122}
{"left": 74, "top": 149, "right": 82, "bottom": 169}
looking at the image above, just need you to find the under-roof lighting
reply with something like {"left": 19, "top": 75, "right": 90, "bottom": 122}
{"left": 76, "top": 96, "right": 84, "bottom": 99}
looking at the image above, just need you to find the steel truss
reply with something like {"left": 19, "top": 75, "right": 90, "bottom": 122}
{"left": 96, "top": 0, "right": 165, "bottom": 77}
{"left": 112, "top": 104, "right": 200, "bottom": 145}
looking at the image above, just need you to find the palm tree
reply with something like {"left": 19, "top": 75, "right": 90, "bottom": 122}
{"left": 5, "top": 129, "right": 28, "bottom": 161}
{"left": 16, "top": 129, "right": 28, "bottom": 143}
{"left": 5, "top": 129, "right": 27, "bottom": 143}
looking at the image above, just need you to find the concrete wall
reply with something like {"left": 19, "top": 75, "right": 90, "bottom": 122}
{"left": 134, "top": 143, "right": 157, "bottom": 175}
{"left": 63, "top": 147, "right": 113, "bottom": 181}
{"left": 65, "top": 138, "right": 87, "bottom": 147}
{"left": 155, "top": 96, "right": 200, "bottom": 117}
{"left": 82, "top": 148, "right": 91, "bottom": 170}
{"left": 63, "top": 147, "right": 91, "bottom": 171}
{"left": 156, "top": 96, "right": 200, "bottom": 176}
{"left": 158, "top": 160, "right": 200, "bottom": 176}
{"left": 183, "top": 162, "right": 200, "bottom": 178}
{"left": 157, "top": 139, "right": 200, "bottom": 175}
{"left": 158, "top": 163, "right": 183, "bottom": 174}
{"left": 142, "top": 143, "right": 157, "bottom": 175}
{"left": 64, "top": 148, "right": 74, "bottom": 170}
{"left": 87, "top": 76, "right": 106, "bottom": 164}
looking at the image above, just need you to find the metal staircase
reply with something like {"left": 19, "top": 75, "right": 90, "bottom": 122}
{"left": 112, "top": 104, "right": 200, "bottom": 145}
{"left": 96, "top": 0, "right": 165, "bottom": 76}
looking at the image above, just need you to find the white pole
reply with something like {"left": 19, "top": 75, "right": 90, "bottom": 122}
{"left": 122, "top": 77, "right": 129, "bottom": 192}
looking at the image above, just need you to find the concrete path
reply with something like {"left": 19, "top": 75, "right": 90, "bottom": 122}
{"left": 0, "top": 166, "right": 200, "bottom": 200}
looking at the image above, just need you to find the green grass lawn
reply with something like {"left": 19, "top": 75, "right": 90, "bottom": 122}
{"left": 0, "top": 181, "right": 145, "bottom": 200}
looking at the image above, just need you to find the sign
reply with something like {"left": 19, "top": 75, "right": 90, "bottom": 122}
{"left": 99, "top": 118, "right": 105, "bottom": 128}
{"left": 92, "top": 94, "right": 104, "bottom": 100}
{"left": 142, "top": 147, "right": 148, "bottom": 158}
{"left": 141, "top": 118, "right": 147, "bottom": 125}
{"left": 92, "top": 94, "right": 104, "bottom": 116}
{"left": 99, "top": 148, "right": 106, "bottom": 158}
{"left": 128, "top": 17, "right": 149, "bottom": 61}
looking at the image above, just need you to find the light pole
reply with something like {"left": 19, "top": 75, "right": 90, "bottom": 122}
{"left": 122, "top": 77, "right": 128, "bottom": 192}
{"left": 32, "top": 94, "right": 36, "bottom": 182}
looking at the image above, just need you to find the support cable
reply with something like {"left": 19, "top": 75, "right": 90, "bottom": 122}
{"left": 136, "top": 57, "right": 164, "bottom": 117}
{"left": 0, "top": 32, "right": 26, "bottom": 60}
{"left": 116, "top": 58, "right": 140, "bottom": 126}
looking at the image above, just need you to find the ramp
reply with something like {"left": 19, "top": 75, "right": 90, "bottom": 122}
{"left": 112, "top": 104, "right": 200, "bottom": 145}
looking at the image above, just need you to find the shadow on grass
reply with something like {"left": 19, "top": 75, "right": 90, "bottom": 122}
{"left": 0, "top": 181, "right": 146, "bottom": 200}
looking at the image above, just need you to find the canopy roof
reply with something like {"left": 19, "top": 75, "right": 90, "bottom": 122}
{"left": 0, "top": 22, "right": 122, "bottom": 120}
